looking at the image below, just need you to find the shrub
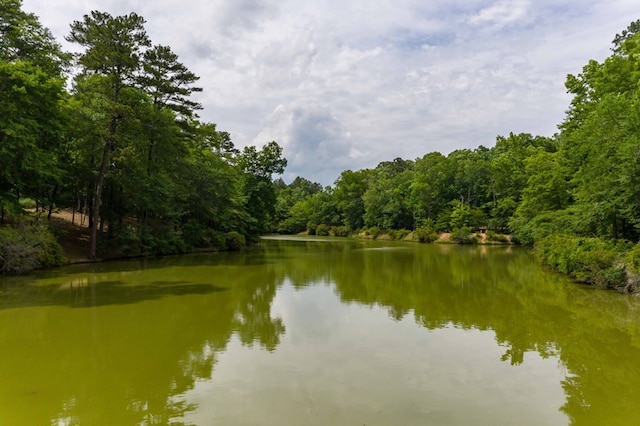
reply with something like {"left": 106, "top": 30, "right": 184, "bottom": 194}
{"left": 226, "top": 231, "right": 246, "bottom": 251}
{"left": 19, "top": 198, "right": 37, "bottom": 210}
{"left": 390, "top": 229, "right": 411, "bottom": 240}
{"left": 365, "top": 226, "right": 382, "bottom": 238}
{"left": 486, "top": 230, "right": 509, "bottom": 243}
{"left": 183, "top": 220, "right": 226, "bottom": 250}
{"left": 202, "top": 229, "right": 227, "bottom": 250}
{"left": 413, "top": 227, "right": 438, "bottom": 243}
{"left": 0, "top": 222, "right": 64, "bottom": 274}
{"left": 182, "top": 220, "right": 206, "bottom": 248}
{"left": 316, "top": 224, "right": 330, "bottom": 236}
{"left": 332, "top": 226, "right": 350, "bottom": 237}
{"left": 624, "top": 242, "right": 640, "bottom": 275}
{"left": 118, "top": 224, "right": 141, "bottom": 255}
{"left": 150, "top": 230, "right": 187, "bottom": 255}
{"left": 277, "top": 217, "right": 307, "bottom": 234}
{"left": 535, "top": 234, "right": 625, "bottom": 288}
{"left": 449, "top": 227, "right": 477, "bottom": 244}
{"left": 307, "top": 223, "right": 316, "bottom": 235}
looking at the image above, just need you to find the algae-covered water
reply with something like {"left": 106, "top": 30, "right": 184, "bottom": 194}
{"left": 1, "top": 236, "right": 639, "bottom": 425}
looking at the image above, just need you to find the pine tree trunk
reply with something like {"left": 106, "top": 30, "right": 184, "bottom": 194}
{"left": 89, "top": 138, "right": 112, "bottom": 260}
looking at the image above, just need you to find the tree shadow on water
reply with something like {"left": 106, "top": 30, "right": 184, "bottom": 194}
{"left": 0, "top": 279, "right": 227, "bottom": 309}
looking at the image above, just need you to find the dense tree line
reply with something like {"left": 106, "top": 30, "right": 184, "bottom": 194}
{"left": 0, "top": 1, "right": 286, "bottom": 270}
{"left": 274, "top": 132, "right": 558, "bottom": 238}
{"left": 274, "top": 21, "right": 640, "bottom": 291}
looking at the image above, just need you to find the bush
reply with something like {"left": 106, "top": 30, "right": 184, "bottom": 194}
{"left": 316, "top": 224, "right": 330, "bottom": 236}
{"left": 307, "top": 223, "right": 316, "bottom": 235}
{"left": 624, "top": 242, "right": 640, "bottom": 275}
{"left": 118, "top": 224, "right": 142, "bottom": 255}
{"left": 449, "top": 227, "right": 477, "bottom": 244}
{"left": 535, "top": 234, "right": 626, "bottom": 288}
{"left": 389, "top": 228, "right": 411, "bottom": 240}
{"left": 202, "top": 229, "right": 227, "bottom": 250}
{"left": 413, "top": 227, "right": 438, "bottom": 243}
{"left": 277, "top": 217, "right": 307, "bottom": 234}
{"left": 332, "top": 226, "right": 350, "bottom": 237}
{"left": 0, "top": 222, "right": 64, "bottom": 274}
{"left": 226, "top": 231, "right": 246, "bottom": 251}
{"left": 486, "top": 230, "right": 509, "bottom": 243}
{"left": 19, "top": 198, "right": 37, "bottom": 210}
{"left": 182, "top": 221, "right": 226, "bottom": 250}
{"left": 149, "top": 230, "right": 188, "bottom": 255}
{"left": 365, "top": 226, "right": 382, "bottom": 238}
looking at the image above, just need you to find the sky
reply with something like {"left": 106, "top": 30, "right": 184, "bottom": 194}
{"left": 21, "top": 0, "right": 640, "bottom": 185}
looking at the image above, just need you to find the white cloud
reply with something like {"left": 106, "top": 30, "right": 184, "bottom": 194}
{"left": 468, "top": 1, "right": 532, "bottom": 29}
{"left": 20, "top": 0, "right": 640, "bottom": 184}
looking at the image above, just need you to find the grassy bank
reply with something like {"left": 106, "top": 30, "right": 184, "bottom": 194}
{"left": 534, "top": 234, "right": 640, "bottom": 294}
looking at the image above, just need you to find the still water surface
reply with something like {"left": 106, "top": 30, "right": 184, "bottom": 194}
{"left": 1, "top": 236, "right": 640, "bottom": 425}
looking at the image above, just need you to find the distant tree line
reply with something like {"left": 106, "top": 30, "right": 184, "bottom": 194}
{"left": 0, "top": 0, "right": 286, "bottom": 270}
{"left": 274, "top": 133, "right": 558, "bottom": 239}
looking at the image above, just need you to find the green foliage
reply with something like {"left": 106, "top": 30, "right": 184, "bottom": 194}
{"left": 277, "top": 213, "right": 307, "bottom": 234}
{"left": 625, "top": 242, "right": 640, "bottom": 275}
{"left": 510, "top": 208, "right": 585, "bottom": 246}
{"left": 363, "top": 159, "right": 414, "bottom": 230}
{"left": 486, "top": 230, "right": 509, "bottom": 243}
{"left": 489, "top": 196, "right": 517, "bottom": 231}
{"left": 535, "top": 234, "right": 626, "bottom": 288}
{"left": 315, "top": 224, "right": 330, "bottom": 236}
{"left": 333, "top": 169, "right": 371, "bottom": 230}
{"left": 239, "top": 141, "right": 287, "bottom": 179}
{"left": 18, "top": 198, "right": 36, "bottom": 209}
{"left": 365, "top": 226, "right": 382, "bottom": 238}
{"left": 449, "top": 227, "right": 477, "bottom": 244}
{"left": 388, "top": 228, "right": 411, "bottom": 240}
{"left": 557, "top": 30, "right": 640, "bottom": 242}
{"left": 409, "top": 152, "right": 449, "bottom": 224}
{"left": 0, "top": 221, "right": 64, "bottom": 274}
{"left": 306, "top": 223, "right": 316, "bottom": 235}
{"left": 274, "top": 176, "right": 322, "bottom": 228}
{"left": 332, "top": 226, "right": 350, "bottom": 237}
{"left": 0, "top": 60, "right": 66, "bottom": 213}
{"left": 181, "top": 220, "right": 226, "bottom": 250}
{"left": 413, "top": 227, "right": 438, "bottom": 243}
{"left": 0, "top": 4, "right": 284, "bottom": 265}
{"left": 117, "top": 224, "right": 142, "bottom": 256}
{"left": 434, "top": 208, "right": 452, "bottom": 232}
{"left": 0, "top": 0, "right": 70, "bottom": 74}
{"left": 225, "top": 232, "right": 246, "bottom": 251}
{"left": 449, "top": 200, "right": 471, "bottom": 230}
{"left": 514, "top": 150, "right": 570, "bottom": 222}
{"left": 240, "top": 142, "right": 287, "bottom": 235}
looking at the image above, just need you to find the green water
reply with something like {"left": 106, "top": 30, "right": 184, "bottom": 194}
{"left": 1, "top": 236, "right": 640, "bottom": 425}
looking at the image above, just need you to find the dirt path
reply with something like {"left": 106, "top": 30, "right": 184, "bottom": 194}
{"left": 48, "top": 209, "right": 92, "bottom": 262}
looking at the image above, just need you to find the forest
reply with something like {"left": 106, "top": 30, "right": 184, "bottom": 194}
{"left": 1, "top": 1, "right": 286, "bottom": 272}
{"left": 2, "top": 0, "right": 640, "bottom": 291}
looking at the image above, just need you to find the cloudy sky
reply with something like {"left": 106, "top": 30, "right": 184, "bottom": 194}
{"left": 22, "top": 0, "right": 639, "bottom": 185}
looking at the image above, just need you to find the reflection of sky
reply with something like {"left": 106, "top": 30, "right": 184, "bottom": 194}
{"left": 181, "top": 280, "right": 567, "bottom": 425}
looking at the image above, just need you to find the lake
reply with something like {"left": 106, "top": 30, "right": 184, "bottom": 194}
{"left": 1, "top": 236, "right": 639, "bottom": 425}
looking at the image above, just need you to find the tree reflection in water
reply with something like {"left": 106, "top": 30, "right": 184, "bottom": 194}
{"left": 262, "top": 238, "right": 640, "bottom": 425}
{"left": 1, "top": 240, "right": 640, "bottom": 425}
{"left": 0, "top": 252, "right": 285, "bottom": 425}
